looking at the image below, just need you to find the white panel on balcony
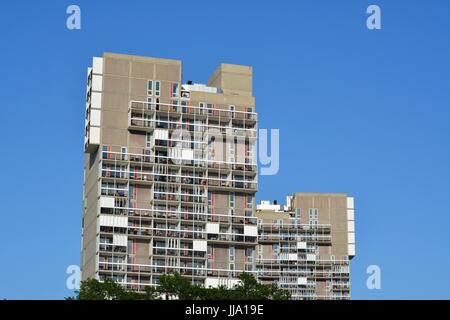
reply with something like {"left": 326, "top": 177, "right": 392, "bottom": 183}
{"left": 92, "top": 75, "right": 103, "bottom": 91}
{"left": 92, "top": 57, "right": 103, "bottom": 74}
{"left": 90, "top": 109, "right": 101, "bottom": 126}
{"left": 154, "top": 128, "right": 168, "bottom": 140}
{"left": 205, "top": 277, "right": 240, "bottom": 289}
{"left": 87, "top": 67, "right": 92, "bottom": 77}
{"left": 347, "top": 197, "right": 354, "bottom": 209}
{"left": 347, "top": 209, "right": 354, "bottom": 221}
{"left": 348, "top": 232, "right": 355, "bottom": 244}
{"left": 89, "top": 126, "right": 101, "bottom": 145}
{"left": 204, "top": 277, "right": 219, "bottom": 288}
{"left": 193, "top": 240, "right": 207, "bottom": 252}
{"left": 288, "top": 253, "right": 297, "bottom": 261}
{"left": 113, "top": 234, "right": 127, "bottom": 246}
{"left": 169, "top": 148, "right": 181, "bottom": 159}
{"left": 91, "top": 92, "right": 102, "bottom": 109}
{"left": 297, "top": 277, "right": 307, "bottom": 285}
{"left": 297, "top": 241, "right": 307, "bottom": 249}
{"left": 99, "top": 196, "right": 114, "bottom": 208}
{"left": 206, "top": 223, "right": 219, "bottom": 234}
{"left": 306, "top": 254, "right": 316, "bottom": 261}
{"left": 244, "top": 225, "right": 258, "bottom": 237}
{"left": 99, "top": 214, "right": 127, "bottom": 228}
{"left": 182, "top": 149, "right": 194, "bottom": 160}
{"left": 348, "top": 244, "right": 356, "bottom": 257}
{"left": 347, "top": 220, "right": 355, "bottom": 233}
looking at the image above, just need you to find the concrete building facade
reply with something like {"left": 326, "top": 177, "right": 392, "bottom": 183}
{"left": 81, "top": 53, "right": 355, "bottom": 299}
{"left": 82, "top": 53, "right": 258, "bottom": 290}
{"left": 255, "top": 193, "right": 355, "bottom": 299}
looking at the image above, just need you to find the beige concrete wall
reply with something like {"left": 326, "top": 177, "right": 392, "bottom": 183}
{"left": 292, "top": 193, "right": 350, "bottom": 259}
{"left": 208, "top": 64, "right": 253, "bottom": 97}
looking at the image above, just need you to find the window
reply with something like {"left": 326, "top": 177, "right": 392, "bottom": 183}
{"left": 247, "top": 194, "right": 252, "bottom": 208}
{"left": 199, "top": 102, "right": 205, "bottom": 114}
{"left": 129, "top": 185, "right": 134, "bottom": 200}
{"left": 229, "top": 105, "right": 235, "bottom": 118}
{"left": 229, "top": 263, "right": 235, "bottom": 276}
{"left": 155, "top": 81, "right": 160, "bottom": 97}
{"left": 309, "top": 208, "right": 319, "bottom": 225}
{"left": 147, "top": 80, "right": 153, "bottom": 96}
{"left": 229, "top": 246, "right": 235, "bottom": 262}
{"left": 247, "top": 107, "right": 253, "bottom": 119}
{"left": 207, "top": 103, "right": 213, "bottom": 114}
{"left": 172, "top": 99, "right": 178, "bottom": 112}
{"left": 121, "top": 147, "right": 127, "bottom": 161}
{"left": 228, "top": 140, "right": 235, "bottom": 162}
{"left": 246, "top": 248, "right": 253, "bottom": 261}
{"left": 172, "top": 82, "right": 179, "bottom": 98}
{"left": 208, "top": 192, "right": 213, "bottom": 206}
{"left": 229, "top": 192, "right": 235, "bottom": 208}
{"left": 147, "top": 97, "right": 153, "bottom": 110}
{"left": 274, "top": 243, "right": 279, "bottom": 254}
{"left": 296, "top": 208, "right": 301, "bottom": 225}
{"left": 247, "top": 143, "right": 254, "bottom": 164}
{"left": 146, "top": 133, "right": 152, "bottom": 148}
{"left": 102, "top": 146, "right": 108, "bottom": 159}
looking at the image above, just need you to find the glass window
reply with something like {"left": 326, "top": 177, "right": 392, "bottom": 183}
{"left": 229, "top": 192, "right": 235, "bottom": 208}
{"left": 229, "top": 263, "right": 235, "bottom": 276}
{"left": 229, "top": 105, "right": 235, "bottom": 118}
{"left": 102, "top": 146, "right": 108, "bottom": 159}
{"left": 229, "top": 246, "right": 235, "bottom": 258}
{"left": 172, "top": 82, "right": 179, "bottom": 98}
{"left": 148, "top": 80, "right": 153, "bottom": 96}
{"left": 172, "top": 99, "right": 178, "bottom": 111}
{"left": 247, "top": 194, "right": 252, "bottom": 208}
{"left": 208, "top": 192, "right": 213, "bottom": 206}
{"left": 147, "top": 97, "right": 153, "bottom": 110}
{"left": 146, "top": 133, "right": 152, "bottom": 148}
{"left": 155, "top": 81, "right": 160, "bottom": 96}
{"left": 247, "top": 107, "right": 253, "bottom": 119}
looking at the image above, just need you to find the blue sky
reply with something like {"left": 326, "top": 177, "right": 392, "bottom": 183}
{"left": 0, "top": 0, "right": 449, "bottom": 299}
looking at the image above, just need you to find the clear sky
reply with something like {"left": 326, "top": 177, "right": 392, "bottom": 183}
{"left": 0, "top": 0, "right": 449, "bottom": 299}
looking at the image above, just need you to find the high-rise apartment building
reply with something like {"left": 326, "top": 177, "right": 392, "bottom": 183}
{"left": 82, "top": 53, "right": 258, "bottom": 290}
{"left": 81, "top": 53, "right": 356, "bottom": 299}
{"left": 255, "top": 193, "right": 355, "bottom": 300}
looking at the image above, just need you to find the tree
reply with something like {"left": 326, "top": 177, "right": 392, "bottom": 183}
{"left": 158, "top": 272, "right": 192, "bottom": 300}
{"left": 66, "top": 273, "right": 291, "bottom": 300}
{"left": 233, "top": 273, "right": 291, "bottom": 300}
